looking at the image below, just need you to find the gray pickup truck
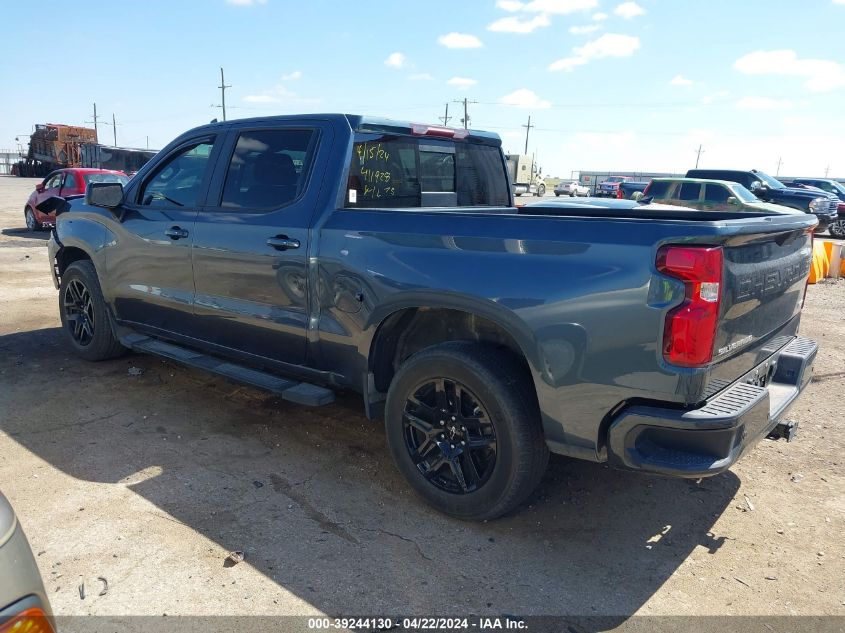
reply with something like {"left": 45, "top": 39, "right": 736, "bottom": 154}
{"left": 46, "top": 114, "right": 817, "bottom": 520}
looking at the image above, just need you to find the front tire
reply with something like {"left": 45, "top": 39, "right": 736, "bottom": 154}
{"left": 385, "top": 342, "right": 548, "bottom": 520}
{"left": 829, "top": 220, "right": 845, "bottom": 238}
{"left": 59, "top": 260, "right": 127, "bottom": 361}
{"left": 24, "top": 206, "right": 41, "bottom": 231}
{"left": 536, "top": 184, "right": 545, "bottom": 197}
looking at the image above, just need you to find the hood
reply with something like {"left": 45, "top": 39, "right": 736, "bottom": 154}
{"left": 767, "top": 186, "right": 837, "bottom": 201}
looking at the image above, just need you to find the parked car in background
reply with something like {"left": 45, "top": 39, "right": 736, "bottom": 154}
{"left": 554, "top": 180, "right": 589, "bottom": 197}
{"left": 643, "top": 178, "right": 803, "bottom": 216}
{"left": 686, "top": 169, "right": 838, "bottom": 232}
{"left": 617, "top": 180, "right": 650, "bottom": 200}
{"left": 595, "top": 175, "right": 632, "bottom": 197}
{"left": 25, "top": 168, "right": 129, "bottom": 230}
{"left": 0, "top": 492, "right": 53, "bottom": 632}
{"left": 784, "top": 178, "right": 845, "bottom": 237}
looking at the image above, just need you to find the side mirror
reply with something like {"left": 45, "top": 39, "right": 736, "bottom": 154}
{"left": 35, "top": 183, "right": 45, "bottom": 193}
{"left": 86, "top": 181, "right": 124, "bottom": 209}
{"left": 727, "top": 196, "right": 740, "bottom": 206}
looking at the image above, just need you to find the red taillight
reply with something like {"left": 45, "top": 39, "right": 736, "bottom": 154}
{"left": 643, "top": 182, "right": 651, "bottom": 196}
{"left": 0, "top": 608, "right": 54, "bottom": 633}
{"left": 410, "top": 124, "right": 469, "bottom": 139}
{"left": 656, "top": 245, "right": 723, "bottom": 367}
{"left": 616, "top": 187, "right": 624, "bottom": 199}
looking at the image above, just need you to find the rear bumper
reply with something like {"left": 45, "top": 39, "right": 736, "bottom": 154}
{"left": 607, "top": 336, "right": 817, "bottom": 478}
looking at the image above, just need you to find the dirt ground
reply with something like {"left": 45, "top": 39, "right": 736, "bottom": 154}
{"left": 0, "top": 175, "right": 842, "bottom": 622}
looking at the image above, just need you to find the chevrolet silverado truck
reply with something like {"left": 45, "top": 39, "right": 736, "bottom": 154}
{"left": 46, "top": 114, "right": 818, "bottom": 520}
{"left": 686, "top": 169, "right": 838, "bottom": 232}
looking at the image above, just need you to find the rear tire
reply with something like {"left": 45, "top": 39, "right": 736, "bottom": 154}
{"left": 24, "top": 206, "right": 40, "bottom": 231}
{"left": 829, "top": 220, "right": 845, "bottom": 238}
{"left": 384, "top": 342, "right": 548, "bottom": 520}
{"left": 59, "top": 260, "right": 127, "bottom": 361}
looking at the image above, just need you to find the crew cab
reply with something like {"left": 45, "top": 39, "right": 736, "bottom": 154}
{"left": 643, "top": 178, "right": 803, "bottom": 216}
{"left": 46, "top": 114, "right": 818, "bottom": 520}
{"left": 686, "top": 169, "right": 838, "bottom": 232}
{"left": 24, "top": 168, "right": 128, "bottom": 230}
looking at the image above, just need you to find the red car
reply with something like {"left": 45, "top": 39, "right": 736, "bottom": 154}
{"left": 24, "top": 168, "right": 129, "bottom": 230}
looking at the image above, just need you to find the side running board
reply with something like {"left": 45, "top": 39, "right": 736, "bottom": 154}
{"left": 120, "top": 334, "right": 335, "bottom": 406}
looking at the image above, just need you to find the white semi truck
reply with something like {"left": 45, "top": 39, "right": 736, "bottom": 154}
{"left": 505, "top": 154, "right": 545, "bottom": 197}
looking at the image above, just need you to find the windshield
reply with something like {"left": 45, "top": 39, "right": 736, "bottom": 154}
{"left": 826, "top": 180, "right": 845, "bottom": 196}
{"left": 84, "top": 173, "right": 129, "bottom": 186}
{"left": 754, "top": 171, "right": 785, "bottom": 189}
{"left": 730, "top": 184, "right": 758, "bottom": 203}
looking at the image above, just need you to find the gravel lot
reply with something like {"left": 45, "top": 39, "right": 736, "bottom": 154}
{"left": 0, "top": 175, "right": 842, "bottom": 621}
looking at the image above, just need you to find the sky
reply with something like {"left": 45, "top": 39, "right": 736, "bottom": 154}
{"left": 3, "top": 0, "right": 845, "bottom": 179}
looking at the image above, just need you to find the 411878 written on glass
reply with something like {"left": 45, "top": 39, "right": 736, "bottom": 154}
{"left": 354, "top": 142, "right": 396, "bottom": 200}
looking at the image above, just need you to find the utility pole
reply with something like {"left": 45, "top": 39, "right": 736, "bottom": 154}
{"left": 452, "top": 98, "right": 477, "bottom": 129}
{"left": 88, "top": 103, "right": 100, "bottom": 143}
{"left": 218, "top": 67, "right": 231, "bottom": 122}
{"left": 694, "top": 144, "right": 704, "bottom": 169}
{"left": 522, "top": 116, "right": 534, "bottom": 154}
{"left": 102, "top": 114, "right": 120, "bottom": 147}
{"left": 824, "top": 165, "right": 830, "bottom": 178}
{"left": 146, "top": 136, "right": 149, "bottom": 150}
{"left": 439, "top": 103, "right": 451, "bottom": 127}
{"left": 776, "top": 157, "right": 783, "bottom": 176}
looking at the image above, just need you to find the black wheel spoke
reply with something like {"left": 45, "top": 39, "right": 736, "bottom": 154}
{"left": 421, "top": 455, "right": 447, "bottom": 479}
{"left": 467, "top": 435, "right": 496, "bottom": 450}
{"left": 404, "top": 411, "right": 434, "bottom": 435}
{"left": 448, "top": 457, "right": 469, "bottom": 492}
{"left": 461, "top": 451, "right": 481, "bottom": 488}
{"left": 402, "top": 377, "right": 497, "bottom": 496}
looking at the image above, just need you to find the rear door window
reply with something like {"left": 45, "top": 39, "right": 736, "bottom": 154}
{"left": 646, "top": 181, "right": 672, "bottom": 199}
{"left": 678, "top": 182, "right": 702, "bottom": 201}
{"left": 220, "top": 128, "right": 316, "bottom": 210}
{"left": 345, "top": 134, "right": 509, "bottom": 208}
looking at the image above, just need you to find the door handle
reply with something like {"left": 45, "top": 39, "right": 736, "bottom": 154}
{"left": 267, "top": 235, "right": 301, "bottom": 250}
{"left": 165, "top": 226, "right": 189, "bottom": 240}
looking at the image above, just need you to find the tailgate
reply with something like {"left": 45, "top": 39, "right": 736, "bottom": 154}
{"left": 713, "top": 224, "right": 813, "bottom": 369}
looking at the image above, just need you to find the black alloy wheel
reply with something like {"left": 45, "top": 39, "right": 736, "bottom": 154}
{"left": 402, "top": 377, "right": 497, "bottom": 494}
{"left": 63, "top": 278, "right": 95, "bottom": 346}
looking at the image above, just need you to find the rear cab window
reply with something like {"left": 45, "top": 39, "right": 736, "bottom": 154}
{"left": 646, "top": 181, "right": 672, "bottom": 199}
{"left": 344, "top": 133, "right": 510, "bottom": 209}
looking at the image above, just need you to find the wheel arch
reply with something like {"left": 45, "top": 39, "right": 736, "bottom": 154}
{"left": 366, "top": 299, "right": 541, "bottom": 397}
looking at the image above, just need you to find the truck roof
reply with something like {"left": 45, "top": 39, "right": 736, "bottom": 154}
{"left": 182, "top": 114, "right": 502, "bottom": 145}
